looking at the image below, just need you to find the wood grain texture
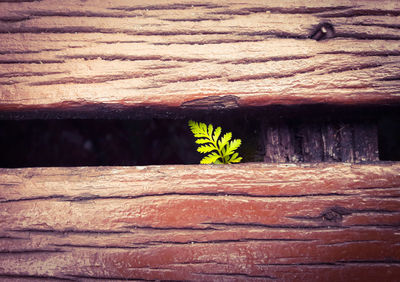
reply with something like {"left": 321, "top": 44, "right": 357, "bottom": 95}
{"left": 262, "top": 120, "right": 379, "bottom": 163}
{"left": 0, "top": 0, "right": 400, "bottom": 114}
{"left": 1, "top": 163, "right": 399, "bottom": 281}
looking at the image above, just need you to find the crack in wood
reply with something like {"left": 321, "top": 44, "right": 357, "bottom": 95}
{"left": 162, "top": 17, "right": 230, "bottom": 22}
{"left": 0, "top": 274, "right": 73, "bottom": 281}
{"left": 160, "top": 74, "right": 223, "bottom": 84}
{"left": 336, "top": 260, "right": 400, "bottom": 265}
{"left": 67, "top": 274, "right": 147, "bottom": 281}
{"left": 0, "top": 195, "right": 65, "bottom": 203}
{"left": 170, "top": 261, "right": 228, "bottom": 268}
{"left": 96, "top": 40, "right": 146, "bottom": 44}
{"left": 220, "top": 55, "right": 313, "bottom": 65}
{"left": 110, "top": 3, "right": 225, "bottom": 12}
{"left": 197, "top": 272, "right": 277, "bottom": 279}
{"left": 123, "top": 225, "right": 216, "bottom": 231}
{"left": 320, "top": 62, "right": 383, "bottom": 75}
{"left": 378, "top": 75, "right": 400, "bottom": 81}
{"left": 0, "top": 27, "right": 119, "bottom": 34}
{"left": 0, "top": 236, "right": 26, "bottom": 240}
{"left": 319, "top": 50, "right": 400, "bottom": 57}
{"left": 52, "top": 244, "right": 147, "bottom": 250}
{"left": 61, "top": 54, "right": 205, "bottom": 63}
{"left": 0, "top": 26, "right": 231, "bottom": 36}
{"left": 153, "top": 38, "right": 265, "bottom": 45}
{"left": 0, "top": 48, "right": 58, "bottom": 54}
{"left": 0, "top": 16, "right": 31, "bottom": 22}
{"left": 352, "top": 23, "right": 400, "bottom": 31}
{"left": 29, "top": 72, "right": 157, "bottom": 86}
{"left": 319, "top": 9, "right": 400, "bottom": 18}
{"left": 137, "top": 238, "right": 316, "bottom": 246}
{"left": 228, "top": 66, "right": 318, "bottom": 82}
{"left": 211, "top": 6, "right": 351, "bottom": 16}
{"left": 0, "top": 60, "right": 65, "bottom": 64}
{"left": 26, "top": 11, "right": 143, "bottom": 18}
{"left": 8, "top": 228, "right": 131, "bottom": 235}
{"left": 257, "top": 262, "right": 340, "bottom": 267}
{"left": 337, "top": 32, "right": 400, "bottom": 41}
{"left": 237, "top": 31, "right": 308, "bottom": 39}
{"left": 0, "top": 71, "right": 65, "bottom": 78}
{"left": 0, "top": 81, "right": 23, "bottom": 85}
{"left": 0, "top": 249, "right": 65, "bottom": 254}
{"left": 205, "top": 222, "right": 349, "bottom": 230}
{"left": 257, "top": 260, "right": 400, "bottom": 267}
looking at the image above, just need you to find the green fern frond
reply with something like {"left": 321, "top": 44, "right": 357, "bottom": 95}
{"left": 213, "top": 126, "right": 221, "bottom": 142}
{"left": 225, "top": 139, "right": 242, "bottom": 156}
{"left": 228, "top": 153, "right": 243, "bottom": 163}
{"left": 188, "top": 120, "right": 242, "bottom": 164}
{"left": 197, "top": 144, "right": 215, "bottom": 153}
{"left": 195, "top": 138, "right": 211, "bottom": 144}
{"left": 200, "top": 152, "right": 221, "bottom": 164}
{"left": 218, "top": 132, "right": 232, "bottom": 151}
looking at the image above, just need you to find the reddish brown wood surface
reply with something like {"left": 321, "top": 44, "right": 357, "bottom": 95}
{"left": 1, "top": 163, "right": 399, "bottom": 281}
{"left": 1, "top": 0, "right": 400, "bottom": 115}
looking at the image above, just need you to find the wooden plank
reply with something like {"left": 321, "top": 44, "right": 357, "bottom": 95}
{"left": 1, "top": 163, "right": 399, "bottom": 281}
{"left": 261, "top": 120, "right": 379, "bottom": 163}
{"left": 0, "top": 0, "right": 400, "bottom": 116}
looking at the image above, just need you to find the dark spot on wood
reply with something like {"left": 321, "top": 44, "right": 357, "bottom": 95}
{"left": 181, "top": 95, "right": 240, "bottom": 110}
{"left": 321, "top": 206, "right": 352, "bottom": 223}
{"left": 310, "top": 22, "right": 335, "bottom": 41}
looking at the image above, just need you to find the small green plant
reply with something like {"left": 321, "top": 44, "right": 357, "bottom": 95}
{"left": 188, "top": 120, "right": 242, "bottom": 164}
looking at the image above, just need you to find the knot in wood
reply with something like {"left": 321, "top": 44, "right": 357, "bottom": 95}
{"left": 322, "top": 210, "right": 342, "bottom": 222}
{"left": 321, "top": 206, "right": 351, "bottom": 223}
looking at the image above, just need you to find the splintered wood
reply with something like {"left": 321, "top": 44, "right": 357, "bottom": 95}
{"left": 1, "top": 163, "right": 399, "bottom": 281}
{"left": 0, "top": 0, "right": 400, "bottom": 115}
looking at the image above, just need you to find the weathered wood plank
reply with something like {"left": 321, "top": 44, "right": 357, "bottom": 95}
{"left": 1, "top": 163, "right": 399, "bottom": 281}
{"left": 0, "top": 0, "right": 400, "bottom": 115}
{"left": 261, "top": 120, "right": 379, "bottom": 162}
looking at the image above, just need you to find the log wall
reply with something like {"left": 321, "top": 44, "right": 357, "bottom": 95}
{"left": 1, "top": 1, "right": 400, "bottom": 281}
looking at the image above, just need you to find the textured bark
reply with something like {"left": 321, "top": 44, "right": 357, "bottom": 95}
{"left": 0, "top": 0, "right": 400, "bottom": 116}
{"left": 1, "top": 163, "right": 399, "bottom": 281}
{"left": 262, "top": 120, "right": 379, "bottom": 163}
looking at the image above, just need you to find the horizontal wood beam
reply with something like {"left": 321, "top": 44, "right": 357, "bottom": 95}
{"left": 0, "top": 0, "right": 400, "bottom": 115}
{"left": 1, "top": 163, "right": 399, "bottom": 280}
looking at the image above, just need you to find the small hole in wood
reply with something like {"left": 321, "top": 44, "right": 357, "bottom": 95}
{"left": 310, "top": 22, "right": 335, "bottom": 41}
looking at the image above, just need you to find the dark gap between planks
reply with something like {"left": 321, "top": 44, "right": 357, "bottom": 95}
{"left": 0, "top": 105, "right": 399, "bottom": 167}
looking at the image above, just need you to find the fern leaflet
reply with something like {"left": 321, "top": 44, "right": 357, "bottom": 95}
{"left": 188, "top": 120, "right": 243, "bottom": 164}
